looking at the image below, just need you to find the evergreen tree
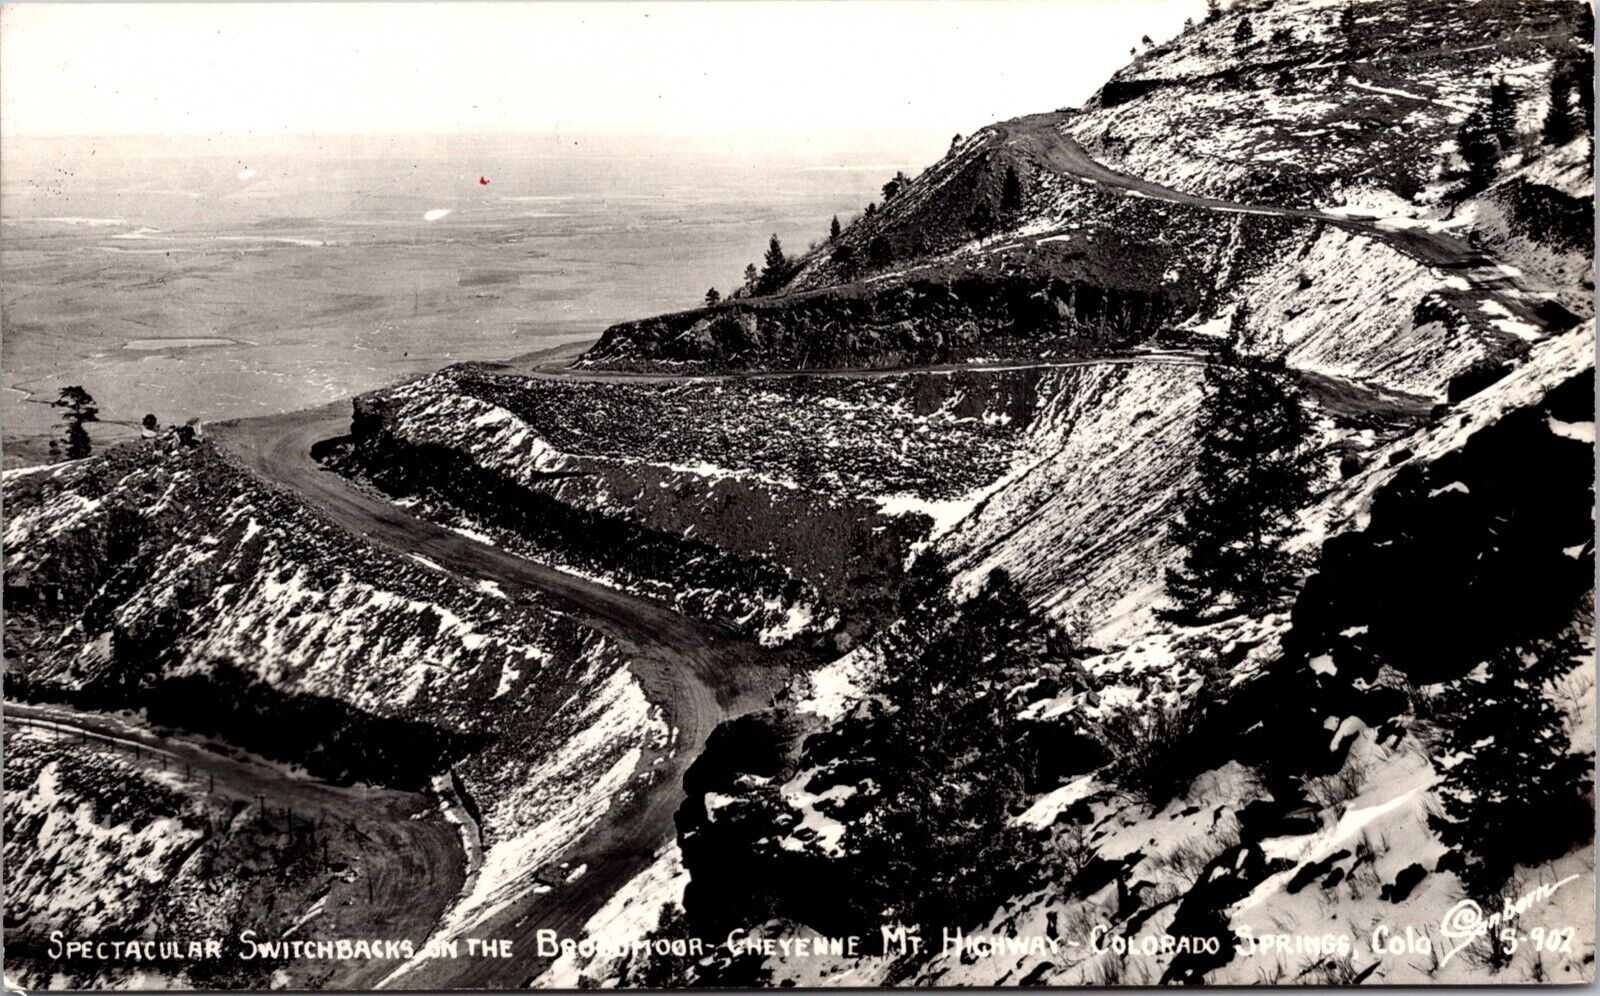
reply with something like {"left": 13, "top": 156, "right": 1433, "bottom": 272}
{"left": 141, "top": 413, "right": 159, "bottom": 433}
{"left": 1234, "top": 16, "right": 1254, "bottom": 44}
{"left": 55, "top": 385, "right": 98, "bottom": 459}
{"left": 1544, "top": 69, "right": 1576, "bottom": 146}
{"left": 1000, "top": 165, "right": 1023, "bottom": 214}
{"left": 1488, "top": 77, "right": 1517, "bottom": 150}
{"left": 844, "top": 559, "right": 1057, "bottom": 937}
{"left": 743, "top": 263, "right": 758, "bottom": 292}
{"left": 704, "top": 287, "right": 721, "bottom": 306}
{"left": 1457, "top": 108, "right": 1499, "bottom": 192}
{"left": 829, "top": 214, "right": 842, "bottom": 240}
{"left": 1205, "top": 0, "right": 1221, "bottom": 22}
{"left": 867, "top": 235, "right": 893, "bottom": 268}
{"left": 833, "top": 242, "right": 858, "bottom": 278}
{"left": 1339, "top": 6, "right": 1356, "bottom": 40}
{"left": 1430, "top": 636, "right": 1593, "bottom": 900}
{"left": 881, "top": 170, "right": 910, "bottom": 201}
{"left": 757, "top": 234, "right": 789, "bottom": 293}
{"left": 967, "top": 199, "right": 995, "bottom": 236}
{"left": 1574, "top": 42, "right": 1595, "bottom": 136}
{"left": 1165, "top": 315, "right": 1320, "bottom": 619}
{"left": 863, "top": 201, "right": 877, "bottom": 218}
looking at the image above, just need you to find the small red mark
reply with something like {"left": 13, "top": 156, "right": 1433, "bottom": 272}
{"left": 478, "top": 176, "right": 490, "bottom": 186}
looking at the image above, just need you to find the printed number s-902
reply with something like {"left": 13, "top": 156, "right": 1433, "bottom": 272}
{"left": 1526, "top": 927, "right": 1576, "bottom": 953}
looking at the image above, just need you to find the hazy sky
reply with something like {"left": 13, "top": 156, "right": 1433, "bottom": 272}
{"left": 3, "top": 2, "right": 1203, "bottom": 158}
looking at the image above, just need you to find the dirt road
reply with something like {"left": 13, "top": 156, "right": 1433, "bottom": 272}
{"left": 190, "top": 120, "right": 1488, "bottom": 985}
{"left": 4, "top": 701, "right": 465, "bottom": 991}
{"left": 211, "top": 407, "right": 786, "bottom": 988}
{"left": 995, "top": 112, "right": 1581, "bottom": 337}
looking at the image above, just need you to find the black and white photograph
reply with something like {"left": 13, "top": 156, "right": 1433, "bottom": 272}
{"left": 1, "top": 0, "right": 1595, "bottom": 988}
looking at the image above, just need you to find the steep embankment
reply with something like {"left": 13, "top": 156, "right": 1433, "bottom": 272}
{"left": 576, "top": 173, "right": 1306, "bottom": 372}
{"left": 649, "top": 323, "right": 1594, "bottom": 989}
{"left": 522, "top": 0, "right": 1594, "bottom": 987}
{"left": 2, "top": 435, "right": 664, "bottom": 986}
{"left": 335, "top": 364, "right": 1059, "bottom": 648}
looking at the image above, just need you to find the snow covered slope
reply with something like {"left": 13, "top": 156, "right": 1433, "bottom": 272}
{"left": 1073, "top": 0, "right": 1583, "bottom": 209}
{"left": 2, "top": 437, "right": 663, "bottom": 979}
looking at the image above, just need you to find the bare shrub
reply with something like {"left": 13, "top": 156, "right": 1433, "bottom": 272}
{"left": 1089, "top": 951, "right": 1125, "bottom": 986}
{"left": 1304, "top": 754, "right": 1371, "bottom": 814}
{"left": 1301, "top": 953, "right": 1366, "bottom": 985}
{"left": 1097, "top": 698, "right": 1201, "bottom": 803}
{"left": 1048, "top": 821, "right": 1096, "bottom": 882}
{"left": 1464, "top": 875, "right": 1527, "bottom": 973}
{"left": 1146, "top": 826, "right": 1240, "bottom": 886}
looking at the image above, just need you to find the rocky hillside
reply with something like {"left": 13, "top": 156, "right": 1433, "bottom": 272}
{"left": 580, "top": 0, "right": 1589, "bottom": 381}
{"left": 2, "top": 435, "right": 665, "bottom": 984}
{"left": 3, "top": 0, "right": 1588, "bottom": 988}
{"left": 522, "top": 0, "right": 1595, "bottom": 987}
{"left": 1074, "top": 0, "right": 1583, "bottom": 206}
{"left": 333, "top": 364, "right": 1054, "bottom": 649}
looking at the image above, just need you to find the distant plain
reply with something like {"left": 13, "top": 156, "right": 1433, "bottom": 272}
{"left": 1, "top": 133, "right": 894, "bottom": 465}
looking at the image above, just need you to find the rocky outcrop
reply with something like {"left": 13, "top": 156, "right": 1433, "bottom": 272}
{"left": 1291, "top": 364, "right": 1594, "bottom": 684}
{"left": 581, "top": 271, "right": 1185, "bottom": 372}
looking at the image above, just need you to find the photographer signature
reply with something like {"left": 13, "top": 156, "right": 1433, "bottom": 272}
{"left": 1437, "top": 874, "right": 1582, "bottom": 968}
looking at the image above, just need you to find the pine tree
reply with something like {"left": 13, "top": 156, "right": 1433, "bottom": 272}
{"left": 1488, "top": 77, "right": 1517, "bottom": 150}
{"left": 1001, "top": 165, "right": 1023, "bottom": 214}
{"left": 833, "top": 242, "right": 858, "bottom": 278}
{"left": 1430, "top": 636, "right": 1593, "bottom": 900}
{"left": 704, "top": 287, "right": 720, "bottom": 306}
{"left": 1573, "top": 37, "right": 1595, "bottom": 136}
{"left": 967, "top": 199, "right": 995, "bottom": 236}
{"left": 881, "top": 170, "right": 910, "bottom": 201}
{"left": 1339, "top": 6, "right": 1356, "bottom": 40}
{"left": 757, "top": 234, "right": 789, "bottom": 293}
{"left": 845, "top": 559, "right": 1056, "bottom": 936}
{"left": 867, "top": 235, "right": 893, "bottom": 268}
{"left": 1234, "top": 16, "right": 1254, "bottom": 44}
{"left": 1544, "top": 69, "right": 1575, "bottom": 146}
{"left": 829, "top": 215, "right": 841, "bottom": 240}
{"left": 743, "top": 263, "right": 758, "bottom": 292}
{"left": 55, "top": 385, "right": 98, "bottom": 459}
{"left": 1165, "top": 314, "right": 1320, "bottom": 619}
{"left": 1457, "top": 108, "right": 1499, "bottom": 192}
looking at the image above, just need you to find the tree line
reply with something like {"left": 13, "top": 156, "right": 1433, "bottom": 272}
{"left": 704, "top": 162, "right": 1029, "bottom": 304}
